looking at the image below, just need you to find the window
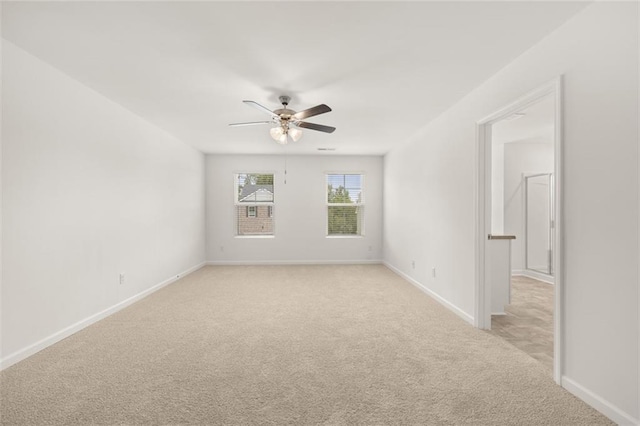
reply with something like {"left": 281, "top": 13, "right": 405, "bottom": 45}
{"left": 235, "top": 173, "right": 274, "bottom": 236}
{"left": 326, "top": 174, "right": 363, "bottom": 236}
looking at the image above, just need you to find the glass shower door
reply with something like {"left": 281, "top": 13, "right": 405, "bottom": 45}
{"left": 525, "top": 173, "right": 553, "bottom": 276}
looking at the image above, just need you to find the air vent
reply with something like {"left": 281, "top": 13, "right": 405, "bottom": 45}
{"left": 504, "top": 112, "right": 526, "bottom": 121}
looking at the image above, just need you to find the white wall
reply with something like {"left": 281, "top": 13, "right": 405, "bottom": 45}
{"left": 206, "top": 155, "right": 382, "bottom": 263}
{"left": 384, "top": 2, "right": 638, "bottom": 423}
{"left": 504, "top": 142, "right": 554, "bottom": 272}
{"left": 1, "top": 41, "right": 206, "bottom": 366}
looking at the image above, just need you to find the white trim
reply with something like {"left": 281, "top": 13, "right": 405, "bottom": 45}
{"left": 637, "top": 5, "right": 640, "bottom": 417}
{"left": 475, "top": 76, "right": 564, "bottom": 385}
{"left": 383, "top": 261, "right": 474, "bottom": 325}
{"left": 561, "top": 376, "right": 638, "bottom": 426}
{"left": 474, "top": 118, "right": 492, "bottom": 330}
{"left": 207, "top": 260, "right": 382, "bottom": 266}
{"left": 523, "top": 172, "right": 554, "bottom": 277}
{"left": 512, "top": 269, "right": 555, "bottom": 284}
{"left": 0, "top": 262, "right": 206, "bottom": 371}
{"left": 552, "top": 76, "right": 564, "bottom": 386}
{"left": 0, "top": 10, "right": 3, "bottom": 368}
{"left": 476, "top": 78, "right": 560, "bottom": 124}
{"left": 326, "top": 173, "right": 365, "bottom": 237}
{"left": 519, "top": 269, "right": 554, "bottom": 285}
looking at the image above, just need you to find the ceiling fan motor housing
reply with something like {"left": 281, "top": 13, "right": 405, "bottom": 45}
{"left": 274, "top": 95, "right": 296, "bottom": 123}
{"left": 274, "top": 108, "right": 296, "bottom": 120}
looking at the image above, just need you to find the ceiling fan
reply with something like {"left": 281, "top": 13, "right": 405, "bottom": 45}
{"left": 229, "top": 96, "right": 335, "bottom": 145}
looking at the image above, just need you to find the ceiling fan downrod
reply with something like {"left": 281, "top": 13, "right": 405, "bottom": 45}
{"left": 279, "top": 95, "right": 291, "bottom": 107}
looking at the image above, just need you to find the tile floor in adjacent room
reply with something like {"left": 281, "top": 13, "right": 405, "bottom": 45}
{"left": 489, "top": 275, "right": 554, "bottom": 374}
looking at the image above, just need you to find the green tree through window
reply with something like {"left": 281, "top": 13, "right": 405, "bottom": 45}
{"left": 238, "top": 174, "right": 274, "bottom": 198}
{"left": 326, "top": 174, "right": 363, "bottom": 235}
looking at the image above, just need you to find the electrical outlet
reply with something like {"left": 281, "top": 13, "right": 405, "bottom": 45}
{"left": 119, "top": 273, "right": 125, "bottom": 285}
{"left": 432, "top": 267, "right": 436, "bottom": 278}
{"left": 411, "top": 260, "right": 415, "bottom": 269}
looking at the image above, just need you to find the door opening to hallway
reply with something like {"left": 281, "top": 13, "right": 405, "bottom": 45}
{"left": 476, "top": 81, "right": 561, "bottom": 381}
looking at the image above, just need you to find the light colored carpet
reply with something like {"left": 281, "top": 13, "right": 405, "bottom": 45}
{"left": 1, "top": 265, "right": 611, "bottom": 425}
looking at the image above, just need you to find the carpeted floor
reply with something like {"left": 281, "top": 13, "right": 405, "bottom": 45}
{"left": 0, "top": 265, "right": 611, "bottom": 425}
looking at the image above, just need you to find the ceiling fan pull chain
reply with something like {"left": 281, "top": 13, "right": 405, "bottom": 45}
{"left": 284, "top": 148, "right": 288, "bottom": 185}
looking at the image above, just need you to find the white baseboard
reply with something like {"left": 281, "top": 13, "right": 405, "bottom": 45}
{"left": 206, "top": 260, "right": 383, "bottom": 266}
{"left": 561, "top": 376, "right": 638, "bottom": 425}
{"left": 512, "top": 269, "right": 555, "bottom": 285}
{"left": 0, "top": 261, "right": 206, "bottom": 371}
{"left": 383, "top": 261, "right": 474, "bottom": 325}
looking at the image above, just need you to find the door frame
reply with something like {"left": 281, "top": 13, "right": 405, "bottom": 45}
{"left": 523, "top": 172, "right": 554, "bottom": 276}
{"left": 474, "top": 77, "right": 564, "bottom": 384}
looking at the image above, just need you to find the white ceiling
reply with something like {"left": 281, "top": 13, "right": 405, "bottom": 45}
{"left": 2, "top": 2, "right": 587, "bottom": 155}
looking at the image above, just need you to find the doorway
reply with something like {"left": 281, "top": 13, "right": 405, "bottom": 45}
{"left": 475, "top": 78, "right": 563, "bottom": 384}
{"left": 525, "top": 173, "right": 554, "bottom": 279}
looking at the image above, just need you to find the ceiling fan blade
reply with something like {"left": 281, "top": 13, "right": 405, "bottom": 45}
{"left": 243, "top": 100, "right": 277, "bottom": 117}
{"left": 295, "top": 121, "right": 336, "bottom": 133}
{"left": 292, "top": 104, "right": 332, "bottom": 120}
{"left": 229, "top": 121, "right": 272, "bottom": 127}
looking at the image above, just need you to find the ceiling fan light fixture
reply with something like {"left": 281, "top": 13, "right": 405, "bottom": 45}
{"left": 276, "top": 134, "right": 288, "bottom": 145}
{"left": 270, "top": 126, "right": 284, "bottom": 141}
{"left": 289, "top": 127, "right": 303, "bottom": 142}
{"left": 270, "top": 126, "right": 288, "bottom": 145}
{"left": 233, "top": 96, "right": 334, "bottom": 145}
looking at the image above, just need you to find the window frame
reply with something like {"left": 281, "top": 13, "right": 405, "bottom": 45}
{"left": 325, "top": 172, "right": 365, "bottom": 238}
{"left": 234, "top": 172, "right": 276, "bottom": 238}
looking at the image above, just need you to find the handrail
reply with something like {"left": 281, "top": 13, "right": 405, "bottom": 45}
{"left": 488, "top": 234, "right": 516, "bottom": 240}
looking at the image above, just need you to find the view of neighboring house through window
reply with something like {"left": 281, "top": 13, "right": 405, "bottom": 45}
{"left": 235, "top": 173, "right": 274, "bottom": 236}
{"left": 326, "top": 174, "right": 363, "bottom": 236}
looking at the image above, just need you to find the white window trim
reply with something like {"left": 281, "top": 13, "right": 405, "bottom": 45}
{"left": 234, "top": 173, "right": 276, "bottom": 237}
{"left": 325, "top": 173, "right": 365, "bottom": 237}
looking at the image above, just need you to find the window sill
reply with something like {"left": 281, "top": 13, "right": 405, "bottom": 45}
{"left": 234, "top": 235, "right": 275, "bottom": 239}
{"left": 326, "top": 235, "right": 364, "bottom": 239}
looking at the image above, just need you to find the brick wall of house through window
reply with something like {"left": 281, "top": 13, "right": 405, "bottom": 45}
{"left": 237, "top": 205, "right": 273, "bottom": 235}
{"left": 235, "top": 173, "right": 274, "bottom": 236}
